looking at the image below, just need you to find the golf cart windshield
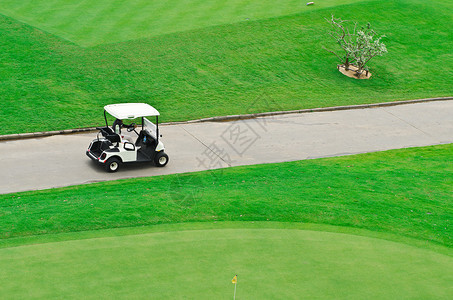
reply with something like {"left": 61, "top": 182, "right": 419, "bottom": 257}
{"left": 143, "top": 117, "right": 157, "bottom": 139}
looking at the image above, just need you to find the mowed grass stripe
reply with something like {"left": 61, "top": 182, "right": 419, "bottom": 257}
{"left": 0, "top": 0, "right": 366, "bottom": 46}
{"left": 80, "top": 0, "right": 129, "bottom": 45}
{"left": 49, "top": 0, "right": 107, "bottom": 41}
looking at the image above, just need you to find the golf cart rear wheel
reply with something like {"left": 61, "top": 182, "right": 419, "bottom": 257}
{"left": 154, "top": 152, "right": 169, "bottom": 167}
{"left": 105, "top": 157, "right": 121, "bottom": 172}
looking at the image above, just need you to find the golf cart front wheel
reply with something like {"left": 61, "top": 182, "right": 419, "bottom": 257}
{"left": 154, "top": 152, "right": 169, "bottom": 167}
{"left": 105, "top": 157, "right": 121, "bottom": 172}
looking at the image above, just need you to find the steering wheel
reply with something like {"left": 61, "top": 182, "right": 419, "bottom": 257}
{"left": 127, "top": 123, "right": 137, "bottom": 132}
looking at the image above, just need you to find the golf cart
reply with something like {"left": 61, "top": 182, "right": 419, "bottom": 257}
{"left": 86, "top": 103, "right": 169, "bottom": 172}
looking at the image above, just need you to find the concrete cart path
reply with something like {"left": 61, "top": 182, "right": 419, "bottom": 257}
{"left": 1, "top": 100, "right": 452, "bottom": 194}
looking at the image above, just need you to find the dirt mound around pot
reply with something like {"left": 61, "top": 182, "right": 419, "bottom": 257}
{"left": 338, "top": 65, "right": 371, "bottom": 79}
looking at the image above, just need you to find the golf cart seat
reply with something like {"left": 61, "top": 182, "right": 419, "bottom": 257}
{"left": 106, "top": 133, "right": 121, "bottom": 144}
{"left": 136, "top": 130, "right": 156, "bottom": 148}
{"left": 97, "top": 126, "right": 114, "bottom": 136}
{"left": 96, "top": 126, "right": 121, "bottom": 144}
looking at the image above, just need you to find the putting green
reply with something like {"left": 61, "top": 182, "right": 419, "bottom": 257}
{"left": 1, "top": 226, "right": 452, "bottom": 299}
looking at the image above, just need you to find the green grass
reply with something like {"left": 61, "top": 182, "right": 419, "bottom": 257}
{"left": 1, "top": 144, "right": 452, "bottom": 248}
{"left": 0, "top": 0, "right": 364, "bottom": 46}
{"left": 1, "top": 144, "right": 452, "bottom": 298}
{"left": 0, "top": 0, "right": 452, "bottom": 134}
{"left": 1, "top": 225, "right": 452, "bottom": 299}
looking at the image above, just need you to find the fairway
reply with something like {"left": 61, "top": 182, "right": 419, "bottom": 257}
{"left": 1, "top": 224, "right": 452, "bottom": 299}
{"left": 0, "top": 0, "right": 363, "bottom": 46}
{"left": 1, "top": 0, "right": 452, "bottom": 134}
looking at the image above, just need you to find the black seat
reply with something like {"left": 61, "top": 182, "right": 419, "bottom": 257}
{"left": 97, "top": 126, "right": 114, "bottom": 137}
{"left": 136, "top": 130, "right": 154, "bottom": 145}
{"left": 106, "top": 134, "right": 121, "bottom": 144}
{"left": 104, "top": 127, "right": 114, "bottom": 135}
{"left": 135, "top": 130, "right": 145, "bottom": 146}
{"left": 96, "top": 126, "right": 120, "bottom": 145}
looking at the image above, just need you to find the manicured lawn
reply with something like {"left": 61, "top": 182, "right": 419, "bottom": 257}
{"left": 1, "top": 225, "right": 452, "bottom": 299}
{"left": 1, "top": 144, "right": 451, "bottom": 298}
{"left": 0, "top": 0, "right": 452, "bottom": 134}
{"left": 0, "top": 0, "right": 363, "bottom": 46}
{"left": 1, "top": 144, "right": 452, "bottom": 248}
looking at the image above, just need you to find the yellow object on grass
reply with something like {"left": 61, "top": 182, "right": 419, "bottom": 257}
{"left": 232, "top": 275, "right": 237, "bottom": 284}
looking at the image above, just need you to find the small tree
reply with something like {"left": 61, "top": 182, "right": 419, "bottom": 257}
{"left": 350, "top": 24, "right": 387, "bottom": 74}
{"left": 324, "top": 15, "right": 387, "bottom": 77}
{"left": 323, "top": 15, "right": 356, "bottom": 71}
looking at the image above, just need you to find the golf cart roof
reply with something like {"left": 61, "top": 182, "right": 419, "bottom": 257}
{"left": 104, "top": 103, "right": 160, "bottom": 119}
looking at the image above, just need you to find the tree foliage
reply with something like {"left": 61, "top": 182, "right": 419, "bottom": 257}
{"left": 324, "top": 15, "right": 387, "bottom": 77}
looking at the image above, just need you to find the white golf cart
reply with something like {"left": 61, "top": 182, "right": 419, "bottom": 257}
{"left": 86, "top": 103, "right": 169, "bottom": 172}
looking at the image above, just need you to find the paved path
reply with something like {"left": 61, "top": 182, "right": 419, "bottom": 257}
{"left": 1, "top": 100, "right": 452, "bottom": 194}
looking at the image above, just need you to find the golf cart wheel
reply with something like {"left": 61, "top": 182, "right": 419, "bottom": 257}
{"left": 105, "top": 157, "right": 121, "bottom": 172}
{"left": 154, "top": 152, "right": 169, "bottom": 167}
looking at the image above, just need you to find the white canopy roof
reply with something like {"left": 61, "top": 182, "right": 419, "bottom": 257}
{"left": 104, "top": 103, "right": 160, "bottom": 119}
